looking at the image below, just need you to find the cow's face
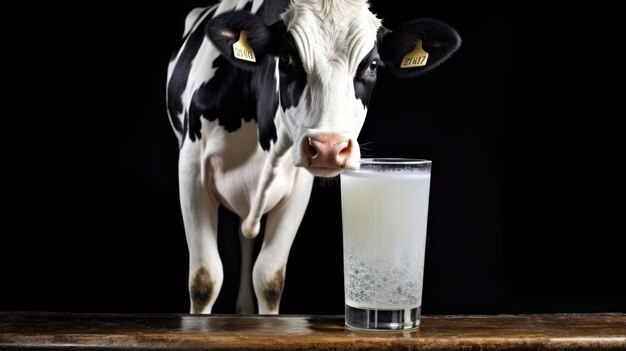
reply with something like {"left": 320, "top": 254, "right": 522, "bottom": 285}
{"left": 206, "top": 0, "right": 461, "bottom": 177}
{"left": 275, "top": 2, "right": 381, "bottom": 177}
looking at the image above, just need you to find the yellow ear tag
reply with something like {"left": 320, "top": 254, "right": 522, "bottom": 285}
{"left": 400, "top": 39, "right": 429, "bottom": 68}
{"left": 232, "top": 31, "right": 256, "bottom": 63}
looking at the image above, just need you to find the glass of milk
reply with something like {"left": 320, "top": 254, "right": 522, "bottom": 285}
{"left": 340, "top": 158, "right": 432, "bottom": 330}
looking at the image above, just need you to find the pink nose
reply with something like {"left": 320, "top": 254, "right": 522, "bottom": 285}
{"left": 304, "top": 135, "right": 352, "bottom": 168}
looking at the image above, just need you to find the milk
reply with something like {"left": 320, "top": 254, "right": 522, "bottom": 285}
{"left": 341, "top": 169, "right": 431, "bottom": 310}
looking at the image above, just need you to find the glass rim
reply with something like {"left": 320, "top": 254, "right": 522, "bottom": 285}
{"left": 359, "top": 158, "right": 431, "bottom": 165}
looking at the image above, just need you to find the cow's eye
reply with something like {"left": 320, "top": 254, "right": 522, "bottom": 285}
{"left": 280, "top": 52, "right": 294, "bottom": 66}
{"left": 368, "top": 60, "right": 378, "bottom": 72}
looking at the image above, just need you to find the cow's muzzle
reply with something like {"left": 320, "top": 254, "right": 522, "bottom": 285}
{"left": 303, "top": 134, "right": 352, "bottom": 171}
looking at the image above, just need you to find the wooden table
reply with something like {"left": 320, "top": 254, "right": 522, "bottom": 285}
{"left": 1, "top": 312, "right": 624, "bottom": 350}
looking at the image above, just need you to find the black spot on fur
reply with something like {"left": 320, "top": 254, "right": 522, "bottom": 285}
{"left": 190, "top": 267, "right": 213, "bottom": 313}
{"left": 179, "top": 2, "right": 292, "bottom": 149}
{"left": 277, "top": 28, "right": 306, "bottom": 112}
{"left": 167, "top": 7, "right": 217, "bottom": 134}
{"left": 255, "top": 0, "right": 290, "bottom": 25}
{"left": 185, "top": 53, "right": 278, "bottom": 149}
{"left": 264, "top": 267, "right": 285, "bottom": 311}
{"left": 353, "top": 42, "right": 381, "bottom": 108}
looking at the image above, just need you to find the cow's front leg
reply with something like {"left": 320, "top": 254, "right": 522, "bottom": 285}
{"left": 179, "top": 146, "right": 223, "bottom": 314}
{"left": 253, "top": 170, "right": 314, "bottom": 314}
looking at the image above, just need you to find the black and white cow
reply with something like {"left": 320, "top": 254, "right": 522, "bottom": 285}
{"left": 167, "top": 0, "right": 460, "bottom": 314}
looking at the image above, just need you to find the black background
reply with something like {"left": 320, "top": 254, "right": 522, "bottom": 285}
{"left": 2, "top": 1, "right": 622, "bottom": 315}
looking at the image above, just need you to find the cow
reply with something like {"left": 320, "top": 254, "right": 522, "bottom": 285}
{"left": 166, "top": 0, "right": 460, "bottom": 314}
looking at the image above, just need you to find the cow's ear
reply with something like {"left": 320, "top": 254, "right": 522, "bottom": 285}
{"left": 378, "top": 19, "right": 461, "bottom": 78}
{"left": 205, "top": 10, "right": 273, "bottom": 70}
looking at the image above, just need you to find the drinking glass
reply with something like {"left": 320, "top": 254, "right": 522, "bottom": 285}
{"left": 341, "top": 158, "right": 432, "bottom": 330}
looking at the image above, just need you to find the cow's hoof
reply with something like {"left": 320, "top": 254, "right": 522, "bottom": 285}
{"left": 241, "top": 218, "right": 260, "bottom": 238}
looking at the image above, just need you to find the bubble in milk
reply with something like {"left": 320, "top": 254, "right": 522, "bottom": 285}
{"left": 344, "top": 253, "right": 423, "bottom": 309}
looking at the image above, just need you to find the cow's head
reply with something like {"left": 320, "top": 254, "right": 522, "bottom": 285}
{"left": 206, "top": 0, "right": 460, "bottom": 177}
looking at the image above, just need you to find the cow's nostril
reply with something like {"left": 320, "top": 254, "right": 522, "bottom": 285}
{"left": 305, "top": 138, "right": 318, "bottom": 159}
{"left": 338, "top": 140, "right": 352, "bottom": 158}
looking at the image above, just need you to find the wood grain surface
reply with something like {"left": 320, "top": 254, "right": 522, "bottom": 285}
{"left": 1, "top": 312, "right": 624, "bottom": 350}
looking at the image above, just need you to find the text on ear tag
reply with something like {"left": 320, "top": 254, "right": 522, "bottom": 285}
{"left": 233, "top": 31, "right": 256, "bottom": 62}
{"left": 401, "top": 39, "right": 429, "bottom": 68}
